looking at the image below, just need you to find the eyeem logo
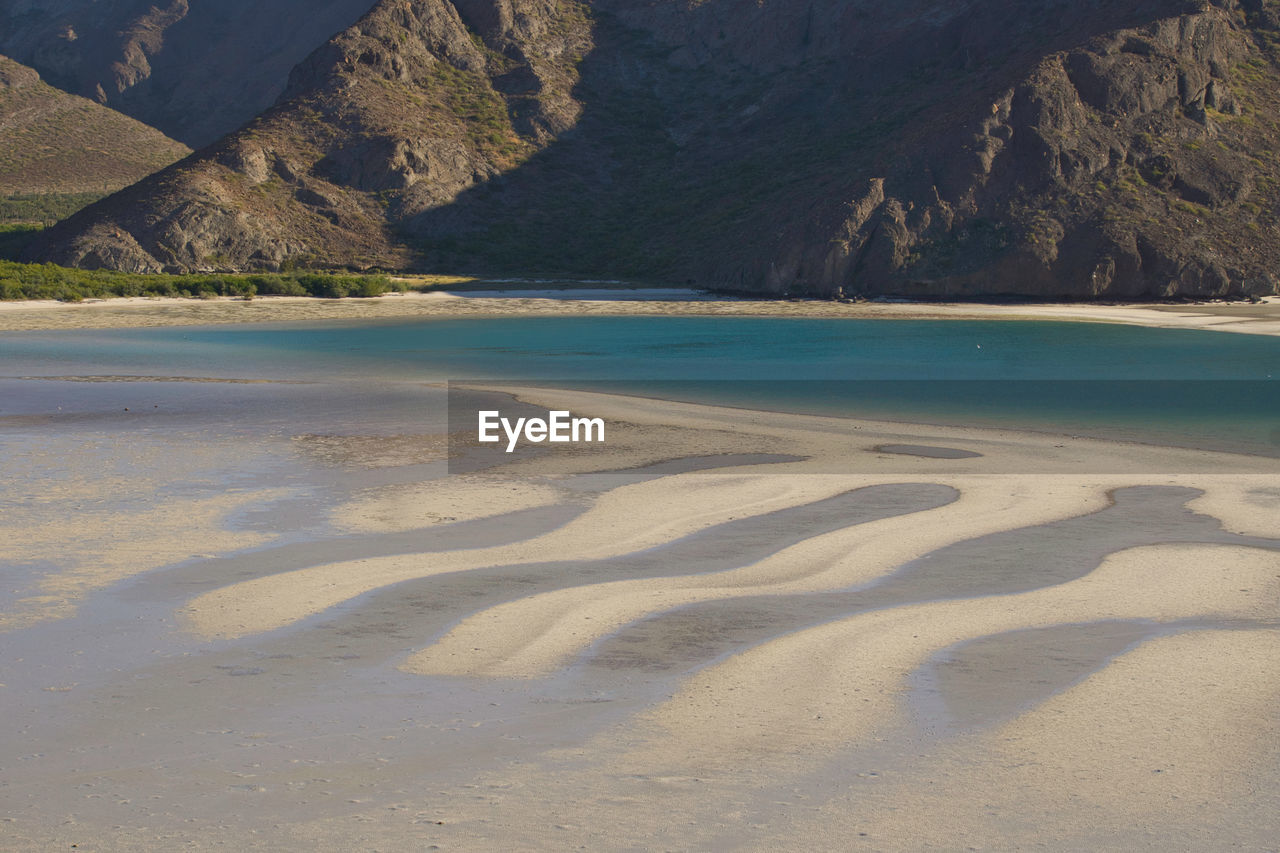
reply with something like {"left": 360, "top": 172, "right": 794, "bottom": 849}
{"left": 478, "top": 410, "right": 605, "bottom": 453}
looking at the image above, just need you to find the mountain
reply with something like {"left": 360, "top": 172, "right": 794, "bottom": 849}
{"left": 22, "top": 0, "right": 591, "bottom": 272}
{"left": 23, "top": 0, "right": 1280, "bottom": 299}
{"left": 0, "top": 0, "right": 374, "bottom": 147}
{"left": 0, "top": 54, "right": 189, "bottom": 198}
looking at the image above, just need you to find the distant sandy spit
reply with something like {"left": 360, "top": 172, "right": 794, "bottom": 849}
{"left": 1, "top": 290, "right": 1278, "bottom": 335}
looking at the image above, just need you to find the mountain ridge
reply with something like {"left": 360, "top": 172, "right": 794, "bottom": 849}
{"left": 22, "top": 0, "right": 1280, "bottom": 299}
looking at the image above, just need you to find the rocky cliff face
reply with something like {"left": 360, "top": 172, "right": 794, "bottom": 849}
{"left": 747, "top": 0, "right": 1280, "bottom": 299}
{"left": 24, "top": 0, "right": 1280, "bottom": 299}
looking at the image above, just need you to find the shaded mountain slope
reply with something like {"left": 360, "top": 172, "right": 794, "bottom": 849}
{"left": 0, "top": 0, "right": 375, "bottom": 147}
{"left": 0, "top": 54, "right": 189, "bottom": 197}
{"left": 25, "top": 0, "right": 1280, "bottom": 299}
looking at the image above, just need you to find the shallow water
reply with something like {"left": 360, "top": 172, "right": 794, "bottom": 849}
{"left": 3, "top": 315, "right": 1278, "bottom": 381}
{"left": 2, "top": 316, "right": 1277, "bottom": 454}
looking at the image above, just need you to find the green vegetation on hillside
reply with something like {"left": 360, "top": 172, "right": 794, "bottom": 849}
{"left": 0, "top": 259, "right": 402, "bottom": 301}
{"left": 428, "top": 61, "right": 531, "bottom": 167}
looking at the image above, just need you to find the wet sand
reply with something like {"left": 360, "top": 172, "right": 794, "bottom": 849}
{"left": 2, "top": 378, "right": 1279, "bottom": 850}
{"left": 0, "top": 289, "right": 1278, "bottom": 336}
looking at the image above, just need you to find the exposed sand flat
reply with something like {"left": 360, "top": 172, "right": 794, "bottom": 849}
{"left": 635, "top": 544, "right": 1280, "bottom": 769}
{"left": 1187, "top": 481, "right": 1280, "bottom": 537}
{"left": 329, "top": 477, "right": 569, "bottom": 534}
{"left": 291, "top": 432, "right": 449, "bottom": 469}
{"left": 0, "top": 433, "right": 290, "bottom": 631}
{"left": 252, "top": 626, "right": 1280, "bottom": 853}
{"left": 0, "top": 490, "right": 280, "bottom": 632}
{"left": 0, "top": 289, "right": 1277, "bottom": 335}
{"left": 183, "top": 386, "right": 1275, "bottom": 640}
{"left": 984, "top": 629, "right": 1280, "bottom": 821}
{"left": 765, "top": 629, "right": 1280, "bottom": 851}
{"left": 407, "top": 464, "right": 1279, "bottom": 678}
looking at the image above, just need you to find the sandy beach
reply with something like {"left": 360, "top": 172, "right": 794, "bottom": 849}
{"left": 10, "top": 0, "right": 1280, "bottom": 843}
{"left": 2, "top": 361, "right": 1278, "bottom": 850}
{"left": 0, "top": 288, "right": 1278, "bottom": 336}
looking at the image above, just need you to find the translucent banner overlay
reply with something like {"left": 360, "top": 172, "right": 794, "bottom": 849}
{"left": 447, "top": 380, "right": 1280, "bottom": 475}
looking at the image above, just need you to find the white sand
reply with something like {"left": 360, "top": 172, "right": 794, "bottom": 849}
{"left": 764, "top": 628, "right": 1280, "bottom": 850}
{"left": 1187, "top": 482, "right": 1280, "bottom": 537}
{"left": 408, "top": 466, "right": 1279, "bottom": 679}
{"left": 5, "top": 378, "right": 1279, "bottom": 851}
{"left": 1, "top": 289, "right": 1277, "bottom": 335}
{"left": 361, "top": 548, "right": 1279, "bottom": 851}
{"left": 406, "top": 474, "right": 1115, "bottom": 677}
{"left": 183, "top": 470, "right": 881, "bottom": 638}
{"left": 633, "top": 543, "right": 1279, "bottom": 769}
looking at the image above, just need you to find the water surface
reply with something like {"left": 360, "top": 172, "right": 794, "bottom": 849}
{"left": 2, "top": 316, "right": 1277, "bottom": 453}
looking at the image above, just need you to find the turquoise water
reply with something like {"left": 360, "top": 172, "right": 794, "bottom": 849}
{"left": 2, "top": 316, "right": 1277, "bottom": 453}
{"left": 2, "top": 316, "right": 1278, "bottom": 379}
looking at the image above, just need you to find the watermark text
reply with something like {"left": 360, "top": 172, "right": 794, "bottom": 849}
{"left": 478, "top": 410, "right": 605, "bottom": 453}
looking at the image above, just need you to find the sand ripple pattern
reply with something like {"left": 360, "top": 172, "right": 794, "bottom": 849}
{"left": 184, "top": 472, "right": 924, "bottom": 638}
{"left": 177, "top": 442, "right": 1280, "bottom": 775}
{"left": 406, "top": 476, "right": 1117, "bottom": 677}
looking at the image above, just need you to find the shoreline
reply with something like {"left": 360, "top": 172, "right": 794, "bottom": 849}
{"left": 0, "top": 289, "right": 1277, "bottom": 335}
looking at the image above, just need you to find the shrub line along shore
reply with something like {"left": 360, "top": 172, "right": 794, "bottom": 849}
{"left": 0, "top": 289, "right": 1278, "bottom": 335}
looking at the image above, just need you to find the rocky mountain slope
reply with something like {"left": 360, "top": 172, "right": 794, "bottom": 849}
{"left": 0, "top": 54, "right": 188, "bottom": 197}
{"left": 24, "top": 0, "right": 1280, "bottom": 299}
{"left": 0, "top": 0, "right": 374, "bottom": 146}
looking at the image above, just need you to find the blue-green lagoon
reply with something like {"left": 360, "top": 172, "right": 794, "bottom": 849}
{"left": 2, "top": 316, "right": 1277, "bottom": 455}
